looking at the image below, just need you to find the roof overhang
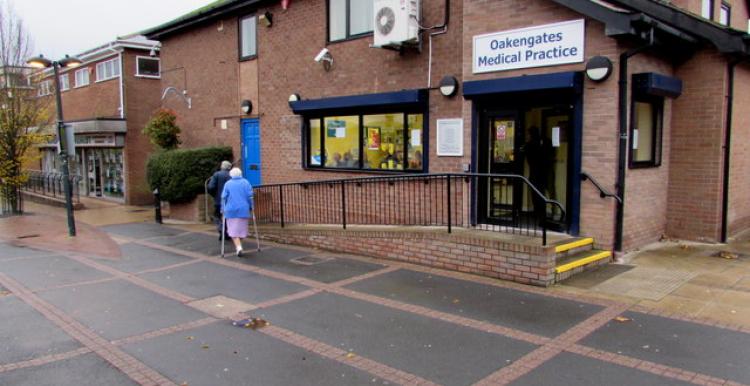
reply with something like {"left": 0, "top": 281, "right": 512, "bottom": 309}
{"left": 144, "top": 0, "right": 266, "bottom": 41}
{"left": 66, "top": 118, "right": 127, "bottom": 134}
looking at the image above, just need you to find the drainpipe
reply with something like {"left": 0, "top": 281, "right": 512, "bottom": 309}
{"left": 720, "top": 58, "right": 741, "bottom": 242}
{"left": 614, "top": 28, "right": 654, "bottom": 253}
{"left": 420, "top": 0, "right": 449, "bottom": 88}
{"left": 107, "top": 46, "right": 125, "bottom": 118}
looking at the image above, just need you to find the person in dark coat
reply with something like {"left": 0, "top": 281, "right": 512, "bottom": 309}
{"left": 207, "top": 161, "right": 232, "bottom": 238}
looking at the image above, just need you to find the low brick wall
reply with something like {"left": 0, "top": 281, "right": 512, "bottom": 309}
{"left": 168, "top": 194, "right": 208, "bottom": 223}
{"left": 258, "top": 226, "right": 558, "bottom": 287}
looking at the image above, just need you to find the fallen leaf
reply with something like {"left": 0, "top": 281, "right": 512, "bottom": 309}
{"left": 718, "top": 251, "right": 738, "bottom": 259}
{"left": 346, "top": 353, "right": 356, "bottom": 359}
{"left": 452, "top": 299, "right": 460, "bottom": 304}
{"left": 614, "top": 316, "right": 631, "bottom": 323}
{"left": 201, "top": 344, "right": 210, "bottom": 349}
{"left": 186, "top": 336, "right": 194, "bottom": 341}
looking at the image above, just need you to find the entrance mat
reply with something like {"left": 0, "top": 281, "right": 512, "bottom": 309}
{"left": 559, "top": 264, "right": 635, "bottom": 289}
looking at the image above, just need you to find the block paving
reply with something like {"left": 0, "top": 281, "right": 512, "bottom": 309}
{"left": 0, "top": 222, "right": 749, "bottom": 385}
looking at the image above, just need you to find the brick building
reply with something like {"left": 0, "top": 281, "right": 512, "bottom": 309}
{"left": 143, "top": 0, "right": 750, "bottom": 283}
{"left": 34, "top": 35, "right": 162, "bottom": 205}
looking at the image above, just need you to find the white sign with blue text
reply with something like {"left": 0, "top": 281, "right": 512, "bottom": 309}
{"left": 473, "top": 19, "right": 585, "bottom": 74}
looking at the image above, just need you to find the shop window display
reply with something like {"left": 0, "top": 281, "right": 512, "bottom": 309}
{"left": 363, "top": 114, "right": 404, "bottom": 170}
{"left": 323, "top": 116, "right": 360, "bottom": 168}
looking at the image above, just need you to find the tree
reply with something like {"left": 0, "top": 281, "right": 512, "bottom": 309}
{"left": 0, "top": 1, "right": 51, "bottom": 214}
{"left": 143, "top": 108, "right": 181, "bottom": 150}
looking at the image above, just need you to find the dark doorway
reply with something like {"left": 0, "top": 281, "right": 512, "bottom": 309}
{"left": 476, "top": 97, "right": 574, "bottom": 231}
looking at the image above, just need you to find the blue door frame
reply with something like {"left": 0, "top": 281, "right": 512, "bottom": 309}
{"left": 241, "top": 118, "right": 261, "bottom": 187}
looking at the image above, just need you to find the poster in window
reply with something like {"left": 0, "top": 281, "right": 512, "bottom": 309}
{"left": 327, "top": 120, "right": 346, "bottom": 138}
{"left": 366, "top": 126, "right": 381, "bottom": 150}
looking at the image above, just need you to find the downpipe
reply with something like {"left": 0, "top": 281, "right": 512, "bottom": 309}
{"left": 721, "top": 59, "right": 741, "bottom": 242}
{"left": 614, "top": 28, "right": 654, "bottom": 253}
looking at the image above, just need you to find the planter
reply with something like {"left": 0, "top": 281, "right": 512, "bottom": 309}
{"left": 168, "top": 194, "right": 208, "bottom": 223}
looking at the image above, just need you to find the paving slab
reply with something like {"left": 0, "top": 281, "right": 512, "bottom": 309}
{"left": 581, "top": 311, "right": 750, "bottom": 384}
{"left": 223, "top": 248, "right": 386, "bottom": 283}
{"left": 37, "top": 279, "right": 207, "bottom": 340}
{"left": 511, "top": 352, "right": 691, "bottom": 386}
{"left": 0, "top": 296, "right": 82, "bottom": 364}
{"left": 150, "top": 232, "right": 257, "bottom": 256}
{"left": 139, "top": 261, "right": 307, "bottom": 305}
{"left": 0, "top": 242, "right": 54, "bottom": 260}
{"left": 0, "top": 255, "right": 111, "bottom": 291}
{"left": 347, "top": 269, "right": 602, "bottom": 337}
{"left": 94, "top": 243, "right": 195, "bottom": 274}
{"left": 259, "top": 292, "right": 537, "bottom": 386}
{"left": 122, "top": 322, "right": 379, "bottom": 386}
{"left": 100, "top": 222, "right": 184, "bottom": 239}
{"left": 0, "top": 352, "right": 137, "bottom": 386}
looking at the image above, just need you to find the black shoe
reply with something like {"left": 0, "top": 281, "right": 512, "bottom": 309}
{"left": 236, "top": 249, "right": 243, "bottom": 257}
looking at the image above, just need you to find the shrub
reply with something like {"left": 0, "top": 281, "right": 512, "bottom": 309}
{"left": 147, "top": 147, "right": 233, "bottom": 202}
{"left": 143, "top": 108, "right": 181, "bottom": 150}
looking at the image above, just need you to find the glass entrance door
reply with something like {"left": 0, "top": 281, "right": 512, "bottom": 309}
{"left": 84, "top": 148, "right": 124, "bottom": 200}
{"left": 478, "top": 112, "right": 523, "bottom": 225}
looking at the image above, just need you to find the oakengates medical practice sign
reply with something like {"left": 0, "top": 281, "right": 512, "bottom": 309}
{"left": 473, "top": 20, "right": 584, "bottom": 74}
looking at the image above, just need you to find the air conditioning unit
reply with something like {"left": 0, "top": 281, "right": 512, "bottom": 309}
{"left": 373, "top": 0, "right": 420, "bottom": 48}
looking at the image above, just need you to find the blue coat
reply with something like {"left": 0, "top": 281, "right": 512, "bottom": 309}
{"left": 221, "top": 176, "right": 254, "bottom": 219}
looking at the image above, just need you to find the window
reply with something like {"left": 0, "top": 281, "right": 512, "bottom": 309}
{"left": 59, "top": 74, "right": 69, "bottom": 91}
{"left": 719, "top": 2, "right": 730, "bottom": 25}
{"left": 702, "top": 0, "right": 714, "bottom": 19}
{"left": 37, "top": 80, "right": 52, "bottom": 96}
{"left": 74, "top": 68, "right": 89, "bottom": 87}
{"left": 328, "top": 0, "right": 374, "bottom": 42}
{"left": 239, "top": 15, "right": 257, "bottom": 60}
{"left": 306, "top": 111, "right": 426, "bottom": 171}
{"left": 96, "top": 58, "right": 120, "bottom": 82}
{"left": 136, "top": 56, "right": 160, "bottom": 77}
{"left": 629, "top": 95, "right": 663, "bottom": 168}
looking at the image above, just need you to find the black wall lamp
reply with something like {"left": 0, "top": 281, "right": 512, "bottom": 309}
{"left": 439, "top": 75, "right": 459, "bottom": 97}
{"left": 585, "top": 56, "right": 613, "bottom": 82}
{"left": 241, "top": 99, "right": 253, "bottom": 115}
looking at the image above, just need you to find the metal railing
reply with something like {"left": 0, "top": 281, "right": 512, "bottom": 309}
{"left": 581, "top": 171, "right": 622, "bottom": 203}
{"left": 253, "top": 173, "right": 565, "bottom": 245}
{"left": 21, "top": 170, "right": 81, "bottom": 204}
{"left": 0, "top": 185, "right": 23, "bottom": 216}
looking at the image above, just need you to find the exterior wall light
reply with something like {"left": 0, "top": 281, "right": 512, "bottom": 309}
{"left": 241, "top": 99, "right": 253, "bottom": 115}
{"left": 585, "top": 56, "right": 613, "bottom": 82}
{"left": 288, "top": 93, "right": 300, "bottom": 106}
{"left": 259, "top": 11, "right": 273, "bottom": 27}
{"left": 439, "top": 75, "right": 459, "bottom": 97}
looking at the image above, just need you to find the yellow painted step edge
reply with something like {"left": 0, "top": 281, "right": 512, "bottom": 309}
{"left": 555, "top": 251, "right": 612, "bottom": 274}
{"left": 554, "top": 237, "right": 594, "bottom": 253}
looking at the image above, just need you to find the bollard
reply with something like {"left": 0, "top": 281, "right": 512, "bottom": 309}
{"left": 153, "top": 188, "right": 162, "bottom": 224}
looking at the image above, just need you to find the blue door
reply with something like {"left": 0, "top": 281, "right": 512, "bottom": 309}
{"left": 241, "top": 119, "right": 261, "bottom": 186}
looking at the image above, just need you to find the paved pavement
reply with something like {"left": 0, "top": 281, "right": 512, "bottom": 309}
{"left": 1, "top": 217, "right": 750, "bottom": 386}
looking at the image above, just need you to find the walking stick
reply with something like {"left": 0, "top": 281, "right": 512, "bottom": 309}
{"left": 220, "top": 214, "right": 226, "bottom": 258}
{"left": 251, "top": 210, "right": 261, "bottom": 252}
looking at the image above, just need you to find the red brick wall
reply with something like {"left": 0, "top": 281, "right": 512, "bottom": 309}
{"left": 622, "top": 53, "right": 675, "bottom": 250}
{"left": 158, "top": 18, "right": 243, "bottom": 160}
{"left": 667, "top": 49, "right": 728, "bottom": 242}
{"left": 729, "top": 63, "right": 750, "bottom": 235}
{"left": 122, "top": 49, "right": 163, "bottom": 205}
{"left": 57, "top": 55, "right": 121, "bottom": 120}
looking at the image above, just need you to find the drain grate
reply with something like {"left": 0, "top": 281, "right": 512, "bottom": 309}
{"left": 290, "top": 256, "right": 333, "bottom": 266}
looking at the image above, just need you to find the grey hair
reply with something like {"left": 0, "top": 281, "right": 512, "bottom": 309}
{"left": 220, "top": 161, "right": 232, "bottom": 170}
{"left": 229, "top": 167, "right": 242, "bottom": 178}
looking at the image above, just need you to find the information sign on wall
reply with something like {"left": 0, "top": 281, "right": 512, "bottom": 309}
{"left": 473, "top": 19, "right": 585, "bottom": 74}
{"left": 437, "top": 119, "right": 464, "bottom": 156}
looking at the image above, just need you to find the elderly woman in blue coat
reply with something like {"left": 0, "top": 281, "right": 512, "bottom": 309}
{"left": 221, "top": 168, "right": 254, "bottom": 256}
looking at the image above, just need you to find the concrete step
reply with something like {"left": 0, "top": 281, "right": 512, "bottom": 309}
{"left": 554, "top": 249, "right": 612, "bottom": 282}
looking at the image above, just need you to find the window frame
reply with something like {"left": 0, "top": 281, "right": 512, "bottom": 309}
{"left": 238, "top": 14, "right": 258, "bottom": 61}
{"left": 326, "top": 0, "right": 374, "bottom": 44}
{"left": 37, "top": 80, "right": 52, "bottom": 96}
{"left": 59, "top": 74, "right": 70, "bottom": 91}
{"left": 628, "top": 93, "right": 664, "bottom": 169}
{"left": 303, "top": 106, "right": 427, "bottom": 173}
{"left": 135, "top": 56, "right": 161, "bottom": 78}
{"left": 96, "top": 57, "right": 121, "bottom": 82}
{"left": 702, "top": 0, "right": 715, "bottom": 20}
{"left": 74, "top": 68, "right": 89, "bottom": 88}
{"left": 719, "top": 2, "right": 731, "bottom": 26}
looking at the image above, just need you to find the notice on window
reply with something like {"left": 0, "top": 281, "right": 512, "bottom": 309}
{"left": 437, "top": 119, "right": 464, "bottom": 156}
{"left": 552, "top": 126, "right": 560, "bottom": 147}
{"left": 410, "top": 130, "right": 421, "bottom": 147}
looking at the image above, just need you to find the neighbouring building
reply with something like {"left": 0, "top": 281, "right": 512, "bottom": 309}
{"left": 33, "top": 35, "right": 162, "bottom": 205}
{"left": 143, "top": 0, "right": 750, "bottom": 285}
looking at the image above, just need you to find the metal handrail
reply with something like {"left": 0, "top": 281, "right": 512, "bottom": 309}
{"left": 254, "top": 172, "right": 565, "bottom": 245}
{"left": 580, "top": 171, "right": 622, "bottom": 204}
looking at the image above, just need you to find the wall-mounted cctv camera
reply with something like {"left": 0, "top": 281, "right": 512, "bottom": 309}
{"left": 314, "top": 48, "right": 329, "bottom": 63}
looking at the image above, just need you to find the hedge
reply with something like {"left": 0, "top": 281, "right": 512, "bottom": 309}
{"left": 147, "top": 147, "right": 233, "bottom": 202}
